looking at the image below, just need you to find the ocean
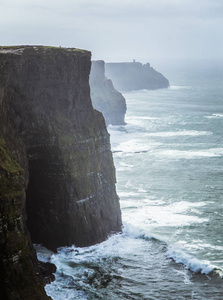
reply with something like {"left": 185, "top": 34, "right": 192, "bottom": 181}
{"left": 37, "top": 60, "right": 223, "bottom": 299}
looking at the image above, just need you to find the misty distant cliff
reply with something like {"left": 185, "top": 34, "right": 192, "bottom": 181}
{"left": 90, "top": 60, "right": 126, "bottom": 125}
{"left": 0, "top": 46, "right": 122, "bottom": 299}
{"left": 105, "top": 61, "right": 169, "bottom": 91}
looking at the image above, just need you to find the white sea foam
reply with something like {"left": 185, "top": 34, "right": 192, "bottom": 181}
{"left": 146, "top": 130, "right": 212, "bottom": 137}
{"left": 205, "top": 113, "right": 223, "bottom": 119}
{"left": 137, "top": 186, "right": 147, "bottom": 193}
{"left": 34, "top": 244, "right": 54, "bottom": 262}
{"left": 169, "top": 86, "right": 192, "bottom": 90}
{"left": 118, "top": 191, "right": 139, "bottom": 197}
{"left": 190, "top": 242, "right": 223, "bottom": 251}
{"left": 166, "top": 247, "right": 215, "bottom": 274}
{"left": 123, "top": 89, "right": 149, "bottom": 94}
{"left": 124, "top": 118, "right": 150, "bottom": 128}
{"left": 130, "top": 116, "right": 160, "bottom": 120}
{"left": 123, "top": 223, "right": 220, "bottom": 278}
{"left": 156, "top": 148, "right": 223, "bottom": 159}
{"left": 120, "top": 198, "right": 208, "bottom": 230}
{"left": 122, "top": 222, "right": 146, "bottom": 239}
{"left": 113, "top": 139, "right": 151, "bottom": 153}
{"left": 45, "top": 278, "right": 87, "bottom": 300}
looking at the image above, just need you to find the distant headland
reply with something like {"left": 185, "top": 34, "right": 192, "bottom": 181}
{"left": 105, "top": 61, "right": 170, "bottom": 91}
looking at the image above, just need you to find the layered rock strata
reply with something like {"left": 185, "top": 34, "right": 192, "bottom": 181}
{"left": 105, "top": 61, "right": 170, "bottom": 91}
{"left": 0, "top": 46, "right": 122, "bottom": 299}
{"left": 0, "top": 138, "right": 50, "bottom": 300}
{"left": 90, "top": 60, "right": 126, "bottom": 125}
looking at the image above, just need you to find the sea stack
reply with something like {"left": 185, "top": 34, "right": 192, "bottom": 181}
{"left": 90, "top": 60, "right": 126, "bottom": 126}
{"left": 0, "top": 46, "right": 122, "bottom": 299}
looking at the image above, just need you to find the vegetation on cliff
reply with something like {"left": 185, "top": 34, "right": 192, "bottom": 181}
{"left": 0, "top": 138, "right": 49, "bottom": 300}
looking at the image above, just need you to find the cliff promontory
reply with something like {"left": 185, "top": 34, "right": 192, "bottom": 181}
{"left": 0, "top": 46, "right": 122, "bottom": 299}
{"left": 105, "top": 61, "right": 170, "bottom": 91}
{"left": 90, "top": 60, "right": 126, "bottom": 125}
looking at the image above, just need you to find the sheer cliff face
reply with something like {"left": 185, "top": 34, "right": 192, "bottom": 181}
{"left": 90, "top": 60, "right": 126, "bottom": 125}
{"left": 105, "top": 62, "right": 170, "bottom": 91}
{"left": 0, "top": 46, "right": 122, "bottom": 298}
{"left": 0, "top": 139, "right": 50, "bottom": 299}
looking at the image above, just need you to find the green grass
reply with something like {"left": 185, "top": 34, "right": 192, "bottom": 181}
{"left": 0, "top": 45, "right": 90, "bottom": 54}
{"left": 0, "top": 137, "right": 23, "bottom": 173}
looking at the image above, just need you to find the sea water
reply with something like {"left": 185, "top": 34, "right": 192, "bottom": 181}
{"left": 38, "top": 60, "right": 223, "bottom": 299}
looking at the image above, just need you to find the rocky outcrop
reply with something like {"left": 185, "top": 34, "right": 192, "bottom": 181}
{"left": 90, "top": 60, "right": 126, "bottom": 125}
{"left": 0, "top": 46, "right": 122, "bottom": 299}
{"left": 105, "top": 61, "right": 170, "bottom": 91}
{"left": 38, "top": 261, "right": 57, "bottom": 285}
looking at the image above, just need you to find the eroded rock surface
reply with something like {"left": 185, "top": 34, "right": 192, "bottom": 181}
{"left": 0, "top": 46, "right": 122, "bottom": 299}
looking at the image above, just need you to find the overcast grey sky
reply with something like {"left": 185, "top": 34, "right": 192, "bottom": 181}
{"left": 1, "top": 0, "right": 223, "bottom": 63}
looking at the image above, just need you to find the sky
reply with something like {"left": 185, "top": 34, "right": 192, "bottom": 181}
{"left": 1, "top": 0, "right": 223, "bottom": 64}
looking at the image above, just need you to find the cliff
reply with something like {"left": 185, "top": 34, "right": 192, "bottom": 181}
{"left": 0, "top": 46, "right": 122, "bottom": 299}
{"left": 105, "top": 61, "right": 170, "bottom": 91}
{"left": 90, "top": 60, "right": 126, "bottom": 125}
{"left": 0, "top": 138, "right": 50, "bottom": 300}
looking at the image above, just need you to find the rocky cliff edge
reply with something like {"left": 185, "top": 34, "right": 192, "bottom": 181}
{"left": 0, "top": 46, "right": 122, "bottom": 299}
{"left": 90, "top": 60, "right": 126, "bottom": 126}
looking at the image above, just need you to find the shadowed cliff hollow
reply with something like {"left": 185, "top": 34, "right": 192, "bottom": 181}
{"left": 0, "top": 46, "right": 122, "bottom": 299}
{"left": 105, "top": 61, "right": 170, "bottom": 91}
{"left": 90, "top": 60, "right": 126, "bottom": 126}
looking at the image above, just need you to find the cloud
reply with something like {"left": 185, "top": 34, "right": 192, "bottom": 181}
{"left": 0, "top": 0, "right": 222, "bottom": 61}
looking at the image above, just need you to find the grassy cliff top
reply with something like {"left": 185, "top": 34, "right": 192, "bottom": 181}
{"left": 0, "top": 45, "right": 90, "bottom": 55}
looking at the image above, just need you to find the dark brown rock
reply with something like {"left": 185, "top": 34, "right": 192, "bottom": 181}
{"left": 0, "top": 138, "right": 50, "bottom": 299}
{"left": 38, "top": 261, "right": 57, "bottom": 285}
